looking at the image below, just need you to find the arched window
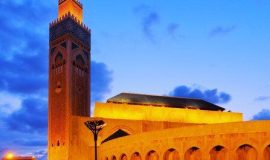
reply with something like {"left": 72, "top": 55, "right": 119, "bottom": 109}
{"left": 131, "top": 152, "right": 142, "bottom": 160}
{"left": 163, "top": 148, "right": 179, "bottom": 160}
{"left": 209, "top": 145, "right": 227, "bottom": 160}
{"left": 76, "top": 54, "right": 85, "bottom": 66}
{"left": 120, "top": 154, "right": 128, "bottom": 160}
{"left": 74, "top": 54, "right": 86, "bottom": 76}
{"left": 54, "top": 52, "right": 65, "bottom": 74}
{"left": 146, "top": 150, "right": 159, "bottom": 160}
{"left": 236, "top": 144, "right": 258, "bottom": 160}
{"left": 264, "top": 145, "right": 270, "bottom": 160}
{"left": 55, "top": 52, "right": 63, "bottom": 64}
{"left": 184, "top": 147, "right": 202, "bottom": 160}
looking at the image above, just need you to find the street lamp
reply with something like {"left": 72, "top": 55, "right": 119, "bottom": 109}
{"left": 85, "top": 120, "right": 106, "bottom": 160}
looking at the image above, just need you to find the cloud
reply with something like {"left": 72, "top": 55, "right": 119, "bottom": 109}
{"left": 33, "top": 150, "right": 47, "bottom": 160}
{"left": 134, "top": 5, "right": 183, "bottom": 41}
{"left": 167, "top": 23, "right": 179, "bottom": 38}
{"left": 142, "top": 12, "right": 160, "bottom": 40}
{"left": 0, "top": 54, "right": 48, "bottom": 95}
{"left": 91, "top": 61, "right": 113, "bottom": 103}
{"left": 0, "top": 0, "right": 52, "bottom": 96}
{"left": 169, "top": 85, "right": 231, "bottom": 104}
{"left": 5, "top": 98, "right": 48, "bottom": 133}
{"left": 134, "top": 5, "right": 160, "bottom": 41}
{"left": 209, "top": 25, "right": 236, "bottom": 37}
{"left": 255, "top": 96, "right": 270, "bottom": 101}
{"left": 0, "top": 93, "right": 21, "bottom": 114}
{"left": 13, "top": 139, "right": 47, "bottom": 147}
{"left": 253, "top": 109, "right": 270, "bottom": 120}
{"left": 0, "top": 0, "right": 54, "bottom": 54}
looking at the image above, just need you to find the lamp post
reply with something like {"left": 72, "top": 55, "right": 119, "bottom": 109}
{"left": 85, "top": 120, "right": 106, "bottom": 160}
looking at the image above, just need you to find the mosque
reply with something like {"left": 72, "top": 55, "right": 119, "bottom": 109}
{"left": 48, "top": 0, "right": 270, "bottom": 160}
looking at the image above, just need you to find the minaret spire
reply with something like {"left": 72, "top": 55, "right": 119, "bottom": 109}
{"left": 58, "top": 0, "right": 83, "bottom": 22}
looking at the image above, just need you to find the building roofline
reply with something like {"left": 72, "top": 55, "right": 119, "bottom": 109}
{"left": 107, "top": 92, "right": 225, "bottom": 111}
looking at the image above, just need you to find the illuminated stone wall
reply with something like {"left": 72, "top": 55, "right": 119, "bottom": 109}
{"left": 67, "top": 114, "right": 270, "bottom": 160}
{"left": 99, "top": 120, "right": 270, "bottom": 160}
{"left": 68, "top": 116, "right": 198, "bottom": 160}
{"left": 94, "top": 102, "right": 243, "bottom": 124}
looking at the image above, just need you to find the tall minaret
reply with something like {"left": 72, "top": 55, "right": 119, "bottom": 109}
{"left": 48, "top": 0, "right": 91, "bottom": 159}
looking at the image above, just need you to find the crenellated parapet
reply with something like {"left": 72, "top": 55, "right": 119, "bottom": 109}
{"left": 50, "top": 12, "right": 90, "bottom": 32}
{"left": 49, "top": 12, "right": 91, "bottom": 48}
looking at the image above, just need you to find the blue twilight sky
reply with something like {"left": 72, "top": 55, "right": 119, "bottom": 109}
{"left": 0, "top": 0, "right": 270, "bottom": 159}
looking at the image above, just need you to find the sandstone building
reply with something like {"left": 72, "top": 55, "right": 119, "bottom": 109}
{"left": 48, "top": 1, "right": 270, "bottom": 160}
